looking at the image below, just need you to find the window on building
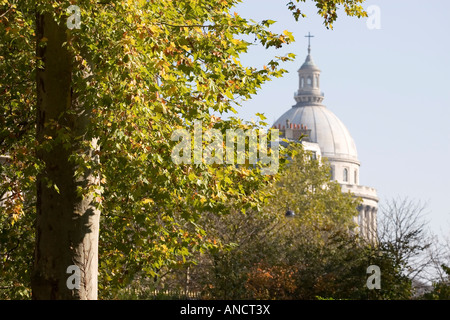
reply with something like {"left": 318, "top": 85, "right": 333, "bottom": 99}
{"left": 343, "top": 168, "right": 348, "bottom": 182}
{"left": 300, "top": 77, "right": 304, "bottom": 88}
{"left": 330, "top": 166, "right": 334, "bottom": 180}
{"left": 307, "top": 77, "right": 312, "bottom": 87}
{"left": 354, "top": 170, "right": 357, "bottom": 184}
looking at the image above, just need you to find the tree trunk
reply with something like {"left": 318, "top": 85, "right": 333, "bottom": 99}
{"left": 32, "top": 12, "right": 100, "bottom": 300}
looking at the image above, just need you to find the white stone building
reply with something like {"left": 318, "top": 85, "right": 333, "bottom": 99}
{"left": 273, "top": 42, "right": 378, "bottom": 242}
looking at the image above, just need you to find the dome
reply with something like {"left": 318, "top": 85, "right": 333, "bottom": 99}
{"left": 274, "top": 105, "right": 359, "bottom": 163}
{"left": 273, "top": 35, "right": 378, "bottom": 243}
{"left": 275, "top": 42, "right": 359, "bottom": 164}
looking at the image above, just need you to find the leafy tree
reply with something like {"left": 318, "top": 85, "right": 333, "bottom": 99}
{"left": 0, "top": 0, "right": 367, "bottom": 299}
{"left": 167, "top": 144, "right": 365, "bottom": 299}
{"left": 267, "top": 145, "right": 359, "bottom": 229}
{"left": 354, "top": 197, "right": 447, "bottom": 300}
{"left": 173, "top": 150, "right": 427, "bottom": 300}
{"left": 362, "top": 246, "right": 413, "bottom": 300}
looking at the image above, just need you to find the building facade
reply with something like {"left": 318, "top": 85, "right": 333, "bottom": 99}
{"left": 273, "top": 43, "right": 378, "bottom": 242}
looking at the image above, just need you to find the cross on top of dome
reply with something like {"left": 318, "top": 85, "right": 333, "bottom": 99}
{"left": 305, "top": 32, "right": 314, "bottom": 54}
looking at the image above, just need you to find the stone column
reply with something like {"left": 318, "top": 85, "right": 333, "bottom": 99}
{"left": 359, "top": 208, "right": 365, "bottom": 239}
{"left": 367, "top": 207, "right": 373, "bottom": 242}
{"left": 371, "top": 207, "right": 377, "bottom": 244}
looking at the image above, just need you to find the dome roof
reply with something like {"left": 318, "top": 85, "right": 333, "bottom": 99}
{"left": 274, "top": 105, "right": 359, "bottom": 163}
{"left": 299, "top": 54, "right": 320, "bottom": 71}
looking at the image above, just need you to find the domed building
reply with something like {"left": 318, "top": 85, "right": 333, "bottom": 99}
{"left": 273, "top": 38, "right": 378, "bottom": 242}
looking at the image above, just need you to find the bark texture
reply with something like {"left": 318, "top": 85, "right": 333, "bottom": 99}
{"left": 32, "top": 12, "right": 99, "bottom": 300}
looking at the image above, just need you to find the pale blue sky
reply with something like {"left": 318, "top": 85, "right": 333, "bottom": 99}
{"left": 231, "top": 0, "right": 450, "bottom": 237}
